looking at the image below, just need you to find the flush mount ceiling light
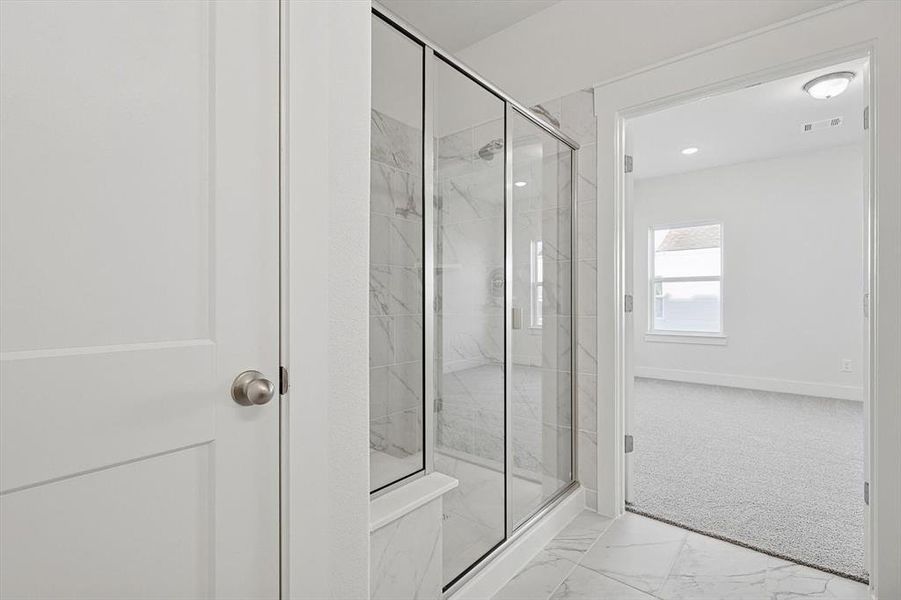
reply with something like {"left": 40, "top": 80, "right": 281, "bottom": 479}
{"left": 514, "top": 181, "right": 527, "bottom": 187}
{"left": 681, "top": 147, "right": 699, "bottom": 155}
{"left": 803, "top": 71, "right": 855, "bottom": 100}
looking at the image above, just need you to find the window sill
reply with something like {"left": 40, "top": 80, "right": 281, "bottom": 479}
{"left": 644, "top": 332, "right": 727, "bottom": 346}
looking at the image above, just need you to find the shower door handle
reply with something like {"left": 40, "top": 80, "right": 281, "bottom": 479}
{"left": 511, "top": 307, "right": 523, "bottom": 330}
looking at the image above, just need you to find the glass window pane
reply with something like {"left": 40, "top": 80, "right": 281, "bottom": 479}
{"left": 653, "top": 280, "right": 721, "bottom": 332}
{"left": 369, "top": 15, "right": 424, "bottom": 493}
{"left": 653, "top": 224, "right": 721, "bottom": 278}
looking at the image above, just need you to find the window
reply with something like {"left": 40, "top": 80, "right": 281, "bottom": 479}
{"left": 649, "top": 223, "right": 723, "bottom": 334}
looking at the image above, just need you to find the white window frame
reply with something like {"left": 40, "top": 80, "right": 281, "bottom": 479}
{"left": 646, "top": 220, "right": 726, "bottom": 344}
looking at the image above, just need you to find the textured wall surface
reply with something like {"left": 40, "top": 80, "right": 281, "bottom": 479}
{"left": 286, "top": 2, "right": 371, "bottom": 597}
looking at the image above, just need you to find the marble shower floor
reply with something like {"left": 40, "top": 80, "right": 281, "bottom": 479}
{"left": 492, "top": 511, "right": 868, "bottom": 600}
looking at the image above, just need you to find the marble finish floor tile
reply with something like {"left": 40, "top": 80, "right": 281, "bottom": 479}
{"left": 656, "top": 531, "right": 787, "bottom": 599}
{"left": 494, "top": 550, "right": 577, "bottom": 600}
{"left": 545, "top": 510, "right": 612, "bottom": 562}
{"left": 550, "top": 565, "right": 655, "bottom": 599}
{"left": 578, "top": 512, "right": 687, "bottom": 594}
{"left": 763, "top": 563, "right": 869, "bottom": 600}
{"left": 493, "top": 512, "right": 868, "bottom": 600}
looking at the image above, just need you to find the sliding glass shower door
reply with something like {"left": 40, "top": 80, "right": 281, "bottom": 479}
{"left": 509, "top": 110, "right": 575, "bottom": 527}
{"left": 369, "top": 9, "right": 578, "bottom": 591}
{"left": 433, "top": 55, "right": 507, "bottom": 586}
{"left": 433, "top": 94, "right": 576, "bottom": 586}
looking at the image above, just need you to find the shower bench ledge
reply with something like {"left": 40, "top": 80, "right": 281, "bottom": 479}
{"left": 370, "top": 472, "right": 458, "bottom": 532}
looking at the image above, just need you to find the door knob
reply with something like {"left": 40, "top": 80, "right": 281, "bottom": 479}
{"left": 231, "top": 370, "right": 276, "bottom": 406}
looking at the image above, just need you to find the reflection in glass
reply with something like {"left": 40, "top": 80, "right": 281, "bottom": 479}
{"left": 510, "top": 110, "right": 574, "bottom": 525}
{"left": 369, "top": 16, "right": 425, "bottom": 492}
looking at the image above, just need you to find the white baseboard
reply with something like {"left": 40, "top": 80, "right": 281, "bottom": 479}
{"left": 634, "top": 366, "right": 863, "bottom": 402}
{"left": 449, "top": 486, "right": 585, "bottom": 600}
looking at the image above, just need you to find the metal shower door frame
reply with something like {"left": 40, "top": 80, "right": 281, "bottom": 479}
{"left": 372, "top": 3, "right": 581, "bottom": 594}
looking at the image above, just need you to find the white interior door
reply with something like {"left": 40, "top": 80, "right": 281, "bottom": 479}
{"left": 0, "top": 1, "right": 280, "bottom": 598}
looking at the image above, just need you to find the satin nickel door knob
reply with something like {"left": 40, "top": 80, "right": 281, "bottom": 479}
{"left": 232, "top": 370, "right": 276, "bottom": 406}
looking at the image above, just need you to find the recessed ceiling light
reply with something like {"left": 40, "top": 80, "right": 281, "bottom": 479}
{"left": 514, "top": 181, "right": 527, "bottom": 187}
{"left": 803, "top": 71, "right": 855, "bottom": 100}
{"left": 681, "top": 147, "right": 699, "bottom": 155}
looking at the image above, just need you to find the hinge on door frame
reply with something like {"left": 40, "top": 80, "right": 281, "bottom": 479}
{"left": 863, "top": 106, "right": 869, "bottom": 130}
{"left": 624, "top": 294, "right": 633, "bottom": 313}
{"left": 863, "top": 293, "right": 870, "bottom": 318}
{"left": 864, "top": 481, "right": 870, "bottom": 506}
{"left": 625, "top": 434, "right": 634, "bottom": 454}
{"left": 624, "top": 154, "right": 634, "bottom": 174}
{"left": 279, "top": 365, "right": 289, "bottom": 395}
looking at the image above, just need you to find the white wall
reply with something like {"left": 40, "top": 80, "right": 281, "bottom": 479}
{"left": 589, "top": 2, "right": 899, "bottom": 595}
{"left": 457, "top": 0, "right": 836, "bottom": 106}
{"left": 632, "top": 144, "right": 864, "bottom": 400}
{"left": 454, "top": 0, "right": 899, "bottom": 596}
{"left": 286, "top": 1, "right": 371, "bottom": 598}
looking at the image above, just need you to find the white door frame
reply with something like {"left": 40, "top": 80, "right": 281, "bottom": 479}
{"left": 592, "top": 2, "right": 900, "bottom": 598}
{"left": 620, "top": 41, "right": 872, "bottom": 558}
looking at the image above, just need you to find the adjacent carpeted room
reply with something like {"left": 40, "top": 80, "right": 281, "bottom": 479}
{"left": 628, "top": 377, "right": 866, "bottom": 581}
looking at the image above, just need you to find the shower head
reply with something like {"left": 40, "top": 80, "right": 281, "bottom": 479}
{"left": 477, "top": 138, "right": 504, "bottom": 161}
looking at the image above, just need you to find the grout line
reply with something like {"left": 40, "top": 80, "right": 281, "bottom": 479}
{"left": 542, "top": 555, "right": 581, "bottom": 600}
{"left": 574, "top": 517, "right": 614, "bottom": 558}
{"left": 540, "top": 514, "right": 616, "bottom": 599}
{"left": 564, "top": 513, "right": 679, "bottom": 599}
{"left": 654, "top": 531, "right": 689, "bottom": 596}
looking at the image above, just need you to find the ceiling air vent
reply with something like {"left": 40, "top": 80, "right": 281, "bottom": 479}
{"left": 802, "top": 116, "right": 843, "bottom": 133}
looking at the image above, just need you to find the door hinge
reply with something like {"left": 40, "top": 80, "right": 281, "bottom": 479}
{"left": 279, "top": 365, "right": 289, "bottom": 395}
{"left": 625, "top": 434, "right": 634, "bottom": 454}
{"left": 624, "top": 154, "right": 634, "bottom": 174}
{"left": 864, "top": 481, "right": 870, "bottom": 505}
{"left": 624, "top": 294, "right": 633, "bottom": 313}
{"left": 863, "top": 106, "right": 869, "bottom": 131}
{"left": 863, "top": 293, "right": 870, "bottom": 318}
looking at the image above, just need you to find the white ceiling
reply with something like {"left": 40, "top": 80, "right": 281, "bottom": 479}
{"left": 378, "top": 0, "right": 559, "bottom": 52}
{"left": 629, "top": 58, "right": 866, "bottom": 180}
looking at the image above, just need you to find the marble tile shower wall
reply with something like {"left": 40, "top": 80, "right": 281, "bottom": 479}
{"left": 530, "top": 89, "right": 599, "bottom": 510}
{"left": 434, "top": 116, "right": 506, "bottom": 465}
{"left": 434, "top": 108, "right": 586, "bottom": 498}
{"left": 368, "top": 88, "right": 599, "bottom": 503}
{"left": 370, "top": 109, "right": 424, "bottom": 479}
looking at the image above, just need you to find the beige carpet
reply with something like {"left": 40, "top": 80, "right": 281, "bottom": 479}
{"left": 629, "top": 377, "right": 866, "bottom": 581}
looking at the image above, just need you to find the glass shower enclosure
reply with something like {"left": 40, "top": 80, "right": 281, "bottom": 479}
{"left": 370, "top": 9, "right": 579, "bottom": 591}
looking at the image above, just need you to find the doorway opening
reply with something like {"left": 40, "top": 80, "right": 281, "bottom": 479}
{"left": 623, "top": 57, "right": 870, "bottom": 583}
